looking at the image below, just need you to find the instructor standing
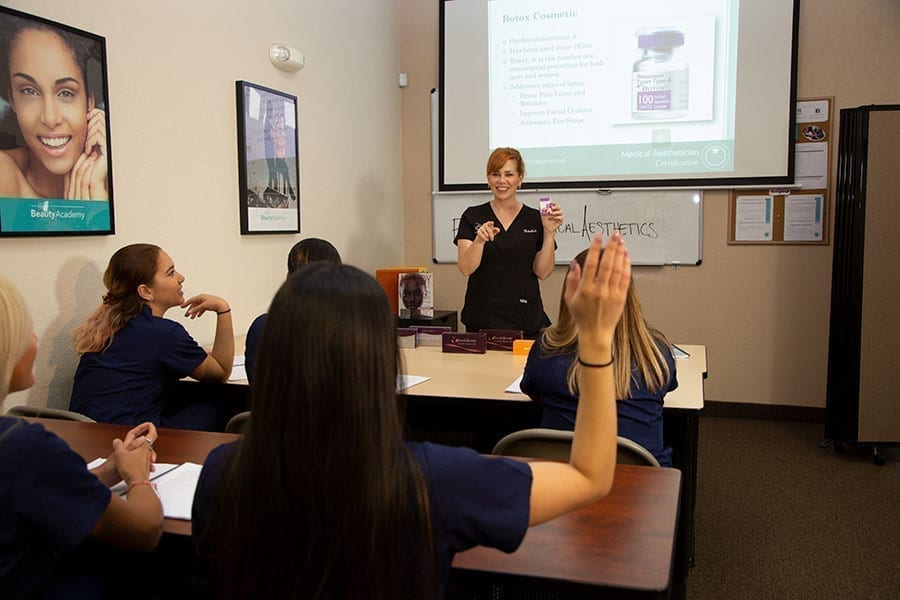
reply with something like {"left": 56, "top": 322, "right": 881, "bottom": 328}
{"left": 454, "top": 147, "right": 563, "bottom": 338}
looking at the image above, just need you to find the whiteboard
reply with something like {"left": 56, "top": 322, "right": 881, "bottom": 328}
{"left": 432, "top": 190, "right": 702, "bottom": 266}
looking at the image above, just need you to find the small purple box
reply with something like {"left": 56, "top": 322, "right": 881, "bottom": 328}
{"left": 441, "top": 332, "right": 487, "bottom": 354}
{"left": 480, "top": 329, "right": 524, "bottom": 351}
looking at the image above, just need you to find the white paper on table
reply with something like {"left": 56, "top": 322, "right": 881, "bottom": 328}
{"left": 148, "top": 462, "right": 203, "bottom": 520}
{"left": 506, "top": 375, "right": 524, "bottom": 394}
{"left": 92, "top": 458, "right": 203, "bottom": 521}
{"left": 397, "top": 374, "right": 430, "bottom": 391}
{"left": 229, "top": 355, "right": 247, "bottom": 381}
{"left": 89, "top": 460, "right": 181, "bottom": 495}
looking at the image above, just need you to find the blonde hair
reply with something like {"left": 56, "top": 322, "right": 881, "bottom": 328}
{"left": 541, "top": 248, "right": 671, "bottom": 398}
{"left": 0, "top": 274, "right": 34, "bottom": 402}
{"left": 72, "top": 244, "right": 161, "bottom": 354}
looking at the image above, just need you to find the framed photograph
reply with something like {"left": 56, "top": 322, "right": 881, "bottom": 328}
{"left": 236, "top": 80, "right": 300, "bottom": 234}
{"left": 0, "top": 7, "right": 114, "bottom": 236}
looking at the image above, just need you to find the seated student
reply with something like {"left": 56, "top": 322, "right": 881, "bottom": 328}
{"left": 521, "top": 247, "right": 678, "bottom": 466}
{"left": 192, "top": 232, "right": 630, "bottom": 599}
{"left": 0, "top": 274, "right": 163, "bottom": 598}
{"left": 244, "top": 238, "right": 341, "bottom": 382}
{"left": 69, "top": 244, "right": 234, "bottom": 430}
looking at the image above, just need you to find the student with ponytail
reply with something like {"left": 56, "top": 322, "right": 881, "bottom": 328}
{"left": 70, "top": 243, "right": 234, "bottom": 430}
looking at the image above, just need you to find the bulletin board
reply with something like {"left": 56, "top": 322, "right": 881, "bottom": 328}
{"left": 728, "top": 97, "right": 833, "bottom": 245}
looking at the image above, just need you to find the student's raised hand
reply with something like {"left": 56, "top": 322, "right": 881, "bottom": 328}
{"left": 181, "top": 294, "right": 230, "bottom": 319}
{"left": 563, "top": 231, "right": 630, "bottom": 359}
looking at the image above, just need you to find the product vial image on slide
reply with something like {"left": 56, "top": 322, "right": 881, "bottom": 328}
{"left": 631, "top": 29, "right": 689, "bottom": 120}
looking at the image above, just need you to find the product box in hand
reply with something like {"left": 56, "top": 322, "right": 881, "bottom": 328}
{"left": 398, "top": 272, "right": 434, "bottom": 318}
{"left": 413, "top": 325, "right": 451, "bottom": 346}
{"left": 480, "top": 329, "right": 523, "bottom": 351}
{"left": 397, "top": 327, "right": 418, "bottom": 349}
{"left": 376, "top": 267, "right": 428, "bottom": 314}
{"left": 442, "top": 332, "right": 487, "bottom": 354}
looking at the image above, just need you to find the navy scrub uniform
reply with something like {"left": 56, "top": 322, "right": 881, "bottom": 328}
{"left": 454, "top": 202, "right": 551, "bottom": 338}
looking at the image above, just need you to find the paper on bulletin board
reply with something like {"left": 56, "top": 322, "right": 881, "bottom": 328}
{"left": 783, "top": 195, "right": 824, "bottom": 241}
{"left": 734, "top": 196, "right": 773, "bottom": 241}
{"left": 796, "top": 100, "right": 829, "bottom": 123}
{"left": 795, "top": 143, "right": 828, "bottom": 189}
{"left": 794, "top": 99, "right": 830, "bottom": 189}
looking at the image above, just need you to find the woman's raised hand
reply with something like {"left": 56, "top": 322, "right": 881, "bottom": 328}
{"left": 563, "top": 231, "right": 630, "bottom": 360}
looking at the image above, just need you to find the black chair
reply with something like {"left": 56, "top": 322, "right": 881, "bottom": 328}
{"left": 224, "top": 410, "right": 250, "bottom": 434}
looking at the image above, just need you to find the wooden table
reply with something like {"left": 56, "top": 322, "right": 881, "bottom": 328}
{"left": 27, "top": 418, "right": 237, "bottom": 536}
{"left": 453, "top": 465, "right": 682, "bottom": 597}
{"left": 29, "top": 418, "right": 681, "bottom": 598}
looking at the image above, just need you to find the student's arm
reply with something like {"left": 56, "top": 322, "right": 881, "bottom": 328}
{"left": 527, "top": 231, "right": 629, "bottom": 526}
{"left": 90, "top": 432, "right": 163, "bottom": 551}
{"left": 182, "top": 294, "right": 234, "bottom": 382}
{"left": 532, "top": 203, "right": 563, "bottom": 280}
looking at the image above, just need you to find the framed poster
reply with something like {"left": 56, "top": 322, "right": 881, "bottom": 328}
{"left": 236, "top": 80, "right": 300, "bottom": 234}
{"left": 0, "top": 6, "right": 114, "bottom": 236}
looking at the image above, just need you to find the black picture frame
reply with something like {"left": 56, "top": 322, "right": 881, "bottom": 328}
{"left": 236, "top": 80, "right": 301, "bottom": 234}
{"left": 0, "top": 6, "right": 115, "bottom": 236}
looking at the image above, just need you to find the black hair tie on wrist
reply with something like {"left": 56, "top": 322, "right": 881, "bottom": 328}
{"left": 216, "top": 308, "right": 232, "bottom": 315}
{"left": 577, "top": 355, "right": 614, "bottom": 368}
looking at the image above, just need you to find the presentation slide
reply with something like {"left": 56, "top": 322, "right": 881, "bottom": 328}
{"left": 440, "top": 0, "right": 798, "bottom": 189}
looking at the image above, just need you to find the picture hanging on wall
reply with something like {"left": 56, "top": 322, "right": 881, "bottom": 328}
{"left": 236, "top": 80, "right": 301, "bottom": 234}
{"left": 0, "top": 6, "right": 115, "bottom": 236}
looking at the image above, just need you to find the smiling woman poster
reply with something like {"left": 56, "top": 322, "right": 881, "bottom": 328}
{"left": 0, "top": 7, "right": 113, "bottom": 235}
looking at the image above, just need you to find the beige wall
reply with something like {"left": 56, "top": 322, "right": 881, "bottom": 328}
{"left": 2, "top": 0, "right": 404, "bottom": 412}
{"left": 399, "top": 0, "right": 900, "bottom": 407}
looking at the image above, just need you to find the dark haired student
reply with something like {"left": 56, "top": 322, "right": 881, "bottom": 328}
{"left": 243, "top": 237, "right": 341, "bottom": 382}
{"left": 193, "top": 231, "right": 630, "bottom": 599}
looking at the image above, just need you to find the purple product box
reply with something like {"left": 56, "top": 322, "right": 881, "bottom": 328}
{"left": 397, "top": 327, "right": 418, "bottom": 348}
{"left": 413, "top": 325, "right": 451, "bottom": 346}
{"left": 480, "top": 329, "right": 524, "bottom": 351}
{"left": 441, "top": 332, "right": 487, "bottom": 354}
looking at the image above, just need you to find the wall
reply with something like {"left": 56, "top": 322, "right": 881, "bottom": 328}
{"left": 1, "top": 0, "right": 404, "bottom": 412}
{"left": 399, "top": 0, "right": 900, "bottom": 407}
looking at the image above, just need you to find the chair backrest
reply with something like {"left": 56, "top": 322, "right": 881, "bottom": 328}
{"left": 225, "top": 411, "right": 251, "bottom": 434}
{"left": 492, "top": 427, "right": 660, "bottom": 467}
{"left": 5, "top": 405, "right": 96, "bottom": 422}
{"left": 492, "top": 428, "right": 574, "bottom": 460}
{"left": 615, "top": 436, "right": 661, "bottom": 467}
